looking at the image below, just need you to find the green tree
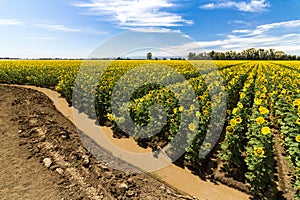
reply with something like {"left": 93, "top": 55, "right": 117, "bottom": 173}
{"left": 147, "top": 52, "right": 152, "bottom": 60}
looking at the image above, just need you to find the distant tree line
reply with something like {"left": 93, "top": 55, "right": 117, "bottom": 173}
{"left": 187, "top": 48, "right": 300, "bottom": 60}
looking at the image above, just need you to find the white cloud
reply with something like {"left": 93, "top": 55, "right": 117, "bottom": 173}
{"left": 233, "top": 20, "right": 300, "bottom": 36}
{"left": 167, "top": 20, "right": 300, "bottom": 55}
{"left": 232, "top": 29, "right": 251, "bottom": 33}
{"left": 73, "top": 0, "right": 193, "bottom": 28}
{"left": 24, "top": 35, "right": 58, "bottom": 40}
{"left": 200, "top": 0, "right": 271, "bottom": 12}
{"left": 0, "top": 19, "right": 25, "bottom": 26}
{"left": 37, "top": 24, "right": 81, "bottom": 32}
{"left": 127, "top": 27, "right": 181, "bottom": 33}
{"left": 228, "top": 20, "right": 251, "bottom": 26}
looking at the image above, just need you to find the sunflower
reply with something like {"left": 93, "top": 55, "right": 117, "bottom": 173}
{"left": 237, "top": 102, "right": 243, "bottom": 109}
{"left": 206, "top": 101, "right": 212, "bottom": 107}
{"left": 107, "top": 113, "right": 115, "bottom": 121}
{"left": 226, "top": 126, "right": 234, "bottom": 133}
{"left": 254, "top": 147, "right": 265, "bottom": 157}
{"left": 173, "top": 108, "right": 177, "bottom": 114}
{"left": 230, "top": 119, "right": 237, "bottom": 127}
{"left": 188, "top": 123, "right": 197, "bottom": 131}
{"left": 204, "top": 142, "right": 212, "bottom": 149}
{"left": 293, "top": 99, "right": 300, "bottom": 107}
{"left": 179, "top": 106, "right": 184, "bottom": 112}
{"left": 296, "top": 118, "right": 300, "bottom": 125}
{"left": 262, "top": 87, "right": 267, "bottom": 93}
{"left": 190, "top": 104, "right": 195, "bottom": 110}
{"left": 232, "top": 108, "right": 238, "bottom": 115}
{"left": 259, "top": 106, "right": 269, "bottom": 115}
{"left": 254, "top": 98, "right": 262, "bottom": 105}
{"left": 296, "top": 135, "right": 300, "bottom": 143}
{"left": 261, "top": 126, "right": 271, "bottom": 135}
{"left": 203, "top": 110, "right": 209, "bottom": 115}
{"left": 293, "top": 99, "right": 300, "bottom": 109}
{"left": 235, "top": 117, "right": 242, "bottom": 124}
{"left": 170, "top": 119, "right": 175, "bottom": 123}
{"left": 256, "top": 116, "right": 265, "bottom": 124}
{"left": 260, "top": 93, "right": 266, "bottom": 99}
{"left": 240, "top": 92, "right": 246, "bottom": 99}
{"left": 166, "top": 98, "right": 173, "bottom": 104}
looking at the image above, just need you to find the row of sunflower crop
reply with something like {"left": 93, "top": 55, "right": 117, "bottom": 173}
{"left": 220, "top": 63, "right": 257, "bottom": 173}
{"left": 266, "top": 63, "right": 300, "bottom": 199}
{"left": 220, "top": 62, "right": 276, "bottom": 194}
{"left": 243, "top": 64, "right": 275, "bottom": 193}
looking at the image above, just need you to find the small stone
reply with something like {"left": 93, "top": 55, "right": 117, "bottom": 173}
{"left": 159, "top": 185, "right": 166, "bottom": 190}
{"left": 126, "top": 190, "right": 135, "bottom": 197}
{"left": 56, "top": 168, "right": 64, "bottom": 176}
{"left": 100, "top": 163, "right": 109, "bottom": 171}
{"left": 166, "top": 189, "right": 171, "bottom": 194}
{"left": 43, "top": 158, "right": 52, "bottom": 168}
{"left": 82, "top": 155, "right": 90, "bottom": 167}
{"left": 127, "top": 177, "right": 134, "bottom": 183}
{"left": 146, "top": 196, "right": 154, "bottom": 200}
{"left": 118, "top": 183, "right": 128, "bottom": 189}
{"left": 18, "top": 130, "right": 22, "bottom": 134}
{"left": 117, "top": 182, "right": 128, "bottom": 193}
{"left": 39, "top": 136, "right": 46, "bottom": 142}
{"left": 61, "top": 135, "right": 68, "bottom": 140}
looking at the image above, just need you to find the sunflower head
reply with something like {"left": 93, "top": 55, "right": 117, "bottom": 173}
{"left": 254, "top": 147, "right": 265, "bottom": 157}
{"left": 230, "top": 119, "right": 237, "bottom": 127}
{"left": 203, "top": 110, "right": 209, "bottom": 115}
{"left": 188, "top": 123, "right": 197, "bottom": 132}
{"left": 204, "top": 142, "right": 212, "bottom": 149}
{"left": 256, "top": 116, "right": 265, "bottom": 125}
{"left": 226, "top": 126, "right": 234, "bottom": 133}
{"left": 296, "top": 135, "right": 300, "bottom": 143}
{"left": 166, "top": 98, "right": 173, "bottom": 104}
{"left": 237, "top": 102, "right": 243, "bottom": 109}
{"left": 235, "top": 117, "right": 242, "bottom": 124}
{"left": 259, "top": 106, "right": 269, "bottom": 115}
{"left": 261, "top": 126, "right": 271, "bottom": 135}
{"left": 240, "top": 92, "right": 246, "bottom": 99}
{"left": 254, "top": 98, "right": 262, "bottom": 105}
{"left": 232, "top": 108, "right": 238, "bottom": 115}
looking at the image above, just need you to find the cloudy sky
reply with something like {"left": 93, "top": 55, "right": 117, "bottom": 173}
{"left": 1, "top": 0, "right": 299, "bottom": 58}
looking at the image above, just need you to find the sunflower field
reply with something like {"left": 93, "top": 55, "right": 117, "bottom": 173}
{"left": 0, "top": 59, "right": 300, "bottom": 198}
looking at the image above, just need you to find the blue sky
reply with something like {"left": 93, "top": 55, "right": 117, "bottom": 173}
{"left": 0, "top": 0, "right": 300, "bottom": 58}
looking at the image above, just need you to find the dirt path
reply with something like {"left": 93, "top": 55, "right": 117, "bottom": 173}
{"left": 9, "top": 84, "right": 251, "bottom": 200}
